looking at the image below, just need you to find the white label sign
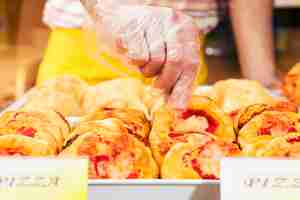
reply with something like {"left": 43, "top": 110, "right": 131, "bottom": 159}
{"left": 221, "top": 158, "right": 300, "bottom": 200}
{"left": 0, "top": 157, "right": 88, "bottom": 200}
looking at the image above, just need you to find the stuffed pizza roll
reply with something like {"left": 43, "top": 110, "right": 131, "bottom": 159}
{"left": 81, "top": 107, "right": 150, "bottom": 143}
{"left": 23, "top": 88, "right": 83, "bottom": 116}
{"left": 0, "top": 134, "right": 51, "bottom": 156}
{"left": 149, "top": 96, "right": 235, "bottom": 165}
{"left": 61, "top": 118, "right": 158, "bottom": 179}
{"left": 82, "top": 78, "right": 150, "bottom": 116}
{"left": 238, "top": 111, "right": 300, "bottom": 150}
{"left": 234, "top": 101, "right": 298, "bottom": 133}
{"left": 283, "top": 63, "right": 300, "bottom": 105}
{"left": 38, "top": 75, "right": 88, "bottom": 103}
{"left": 0, "top": 111, "right": 68, "bottom": 153}
{"left": 18, "top": 108, "right": 71, "bottom": 140}
{"left": 202, "top": 79, "right": 274, "bottom": 114}
{"left": 161, "top": 133, "right": 240, "bottom": 179}
{"left": 242, "top": 133, "right": 300, "bottom": 158}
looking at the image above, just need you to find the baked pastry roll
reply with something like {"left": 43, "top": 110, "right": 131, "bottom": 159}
{"left": 23, "top": 75, "right": 88, "bottom": 116}
{"left": 37, "top": 75, "right": 88, "bottom": 102}
{"left": 0, "top": 110, "right": 70, "bottom": 153}
{"left": 202, "top": 79, "right": 274, "bottom": 114}
{"left": 149, "top": 96, "right": 235, "bottom": 165}
{"left": 19, "top": 108, "right": 71, "bottom": 140}
{"left": 238, "top": 111, "right": 300, "bottom": 150}
{"left": 242, "top": 133, "right": 300, "bottom": 158}
{"left": 81, "top": 107, "right": 150, "bottom": 143}
{"left": 161, "top": 133, "right": 240, "bottom": 179}
{"left": 61, "top": 119, "right": 158, "bottom": 179}
{"left": 82, "top": 78, "right": 150, "bottom": 116}
{"left": 0, "top": 134, "right": 50, "bottom": 156}
{"left": 234, "top": 101, "right": 298, "bottom": 133}
{"left": 283, "top": 63, "right": 300, "bottom": 105}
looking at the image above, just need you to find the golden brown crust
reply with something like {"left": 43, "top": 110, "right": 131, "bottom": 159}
{"left": 23, "top": 89, "right": 83, "bottom": 116}
{"left": 204, "top": 79, "right": 274, "bottom": 113}
{"left": 0, "top": 134, "right": 51, "bottom": 156}
{"left": 81, "top": 108, "right": 151, "bottom": 143}
{"left": 242, "top": 133, "right": 300, "bottom": 158}
{"left": 61, "top": 120, "right": 158, "bottom": 179}
{"left": 19, "top": 108, "right": 71, "bottom": 140}
{"left": 161, "top": 134, "right": 240, "bottom": 179}
{"left": 234, "top": 101, "right": 298, "bottom": 133}
{"left": 282, "top": 63, "right": 300, "bottom": 105}
{"left": 0, "top": 111, "right": 67, "bottom": 153}
{"left": 238, "top": 111, "right": 300, "bottom": 150}
{"left": 82, "top": 78, "right": 149, "bottom": 116}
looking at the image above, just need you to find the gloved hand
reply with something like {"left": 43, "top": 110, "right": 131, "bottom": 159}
{"left": 81, "top": 0, "right": 201, "bottom": 108}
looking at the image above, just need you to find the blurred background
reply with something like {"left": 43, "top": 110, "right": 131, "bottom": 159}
{"left": 0, "top": 0, "right": 300, "bottom": 109}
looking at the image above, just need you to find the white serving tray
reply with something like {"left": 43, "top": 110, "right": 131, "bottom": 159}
{"left": 0, "top": 86, "right": 283, "bottom": 200}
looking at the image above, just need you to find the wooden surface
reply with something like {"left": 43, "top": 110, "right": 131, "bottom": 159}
{"left": 0, "top": 0, "right": 48, "bottom": 109}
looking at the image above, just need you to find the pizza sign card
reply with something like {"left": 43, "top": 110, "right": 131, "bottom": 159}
{"left": 0, "top": 158, "right": 88, "bottom": 200}
{"left": 221, "top": 158, "right": 300, "bottom": 200}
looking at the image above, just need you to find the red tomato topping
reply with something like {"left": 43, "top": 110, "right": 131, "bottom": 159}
{"left": 288, "top": 127, "right": 297, "bottom": 133}
{"left": 181, "top": 110, "right": 219, "bottom": 133}
{"left": 287, "top": 136, "right": 300, "bottom": 144}
{"left": 191, "top": 159, "right": 218, "bottom": 180}
{"left": 91, "top": 155, "right": 110, "bottom": 178}
{"left": 0, "top": 149, "right": 24, "bottom": 156}
{"left": 257, "top": 127, "right": 271, "bottom": 136}
{"left": 258, "top": 116, "right": 296, "bottom": 136}
{"left": 103, "top": 107, "right": 113, "bottom": 111}
{"left": 127, "top": 171, "right": 140, "bottom": 179}
{"left": 91, "top": 155, "right": 110, "bottom": 163}
{"left": 227, "top": 144, "right": 240, "bottom": 154}
{"left": 229, "top": 109, "right": 239, "bottom": 119}
{"left": 16, "top": 127, "right": 36, "bottom": 137}
{"left": 272, "top": 101, "right": 298, "bottom": 113}
{"left": 168, "top": 132, "right": 184, "bottom": 138}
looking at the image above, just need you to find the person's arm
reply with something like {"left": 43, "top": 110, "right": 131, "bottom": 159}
{"left": 229, "top": 0, "right": 277, "bottom": 87}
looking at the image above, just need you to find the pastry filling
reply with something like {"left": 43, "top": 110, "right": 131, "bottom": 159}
{"left": 287, "top": 136, "right": 300, "bottom": 144}
{"left": 258, "top": 116, "right": 297, "bottom": 136}
{"left": 179, "top": 109, "right": 219, "bottom": 133}
{"left": 126, "top": 171, "right": 140, "bottom": 179}
{"left": 91, "top": 155, "right": 110, "bottom": 178}
{"left": 191, "top": 159, "right": 218, "bottom": 180}
{"left": 229, "top": 109, "right": 239, "bottom": 119}
{"left": 16, "top": 127, "right": 36, "bottom": 137}
{"left": 0, "top": 148, "right": 25, "bottom": 156}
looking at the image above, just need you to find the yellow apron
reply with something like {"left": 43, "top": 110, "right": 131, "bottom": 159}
{"left": 37, "top": 28, "right": 208, "bottom": 86}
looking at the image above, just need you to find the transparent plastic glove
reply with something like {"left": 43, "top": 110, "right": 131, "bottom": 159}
{"left": 81, "top": 0, "right": 201, "bottom": 108}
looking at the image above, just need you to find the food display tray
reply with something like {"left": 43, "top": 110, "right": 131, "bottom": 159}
{"left": 0, "top": 86, "right": 282, "bottom": 200}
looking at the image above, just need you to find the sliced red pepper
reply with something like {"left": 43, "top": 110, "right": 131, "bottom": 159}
{"left": 16, "top": 127, "right": 36, "bottom": 137}
{"left": 191, "top": 159, "right": 218, "bottom": 180}
{"left": 180, "top": 110, "right": 219, "bottom": 133}
{"left": 287, "top": 136, "right": 300, "bottom": 144}
{"left": 288, "top": 127, "right": 297, "bottom": 133}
